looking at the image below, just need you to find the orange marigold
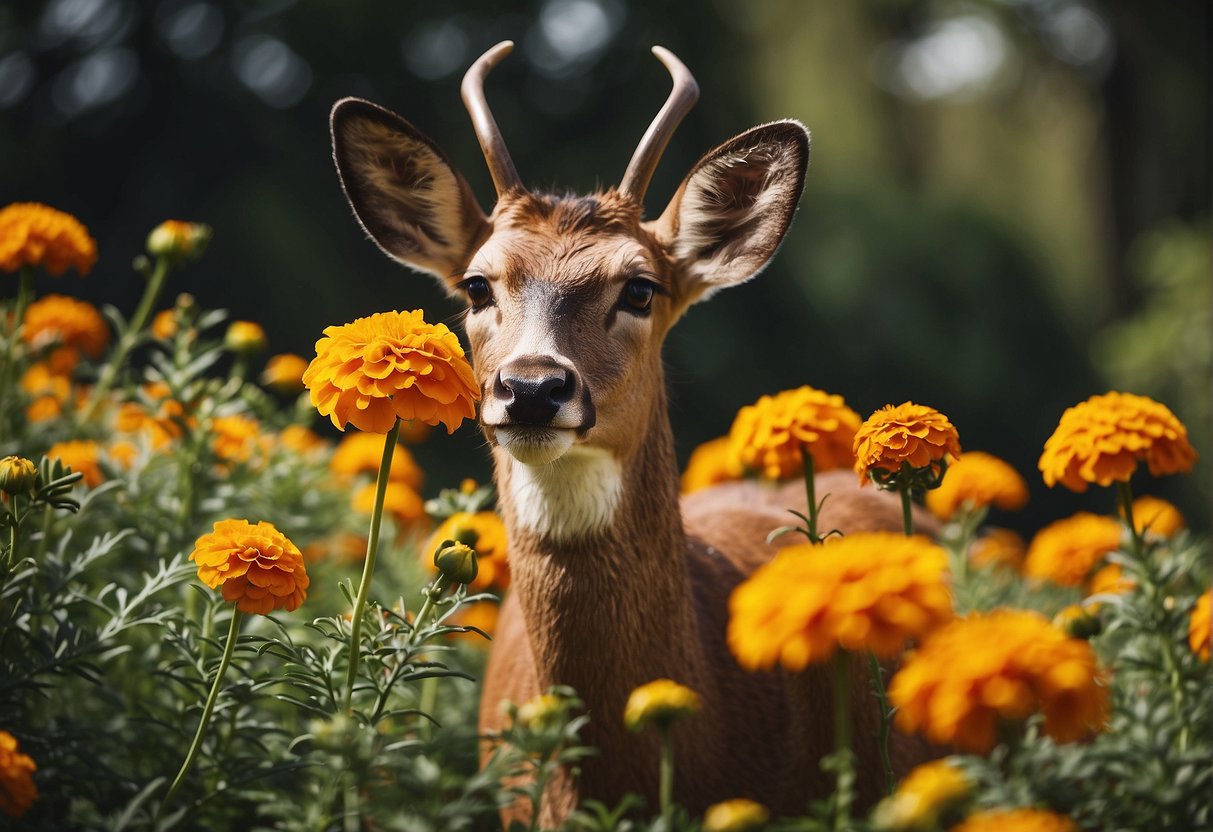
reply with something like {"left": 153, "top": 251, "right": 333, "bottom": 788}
{"left": 225, "top": 320, "right": 267, "bottom": 355}
{"left": 872, "top": 759, "right": 971, "bottom": 831}
{"left": 0, "top": 202, "right": 96, "bottom": 276}
{"left": 969, "top": 528, "right": 1027, "bottom": 571}
{"left": 1131, "top": 495, "right": 1185, "bottom": 538}
{"left": 22, "top": 294, "right": 109, "bottom": 357}
{"left": 189, "top": 519, "right": 309, "bottom": 614}
{"left": 303, "top": 309, "right": 479, "bottom": 434}
{"left": 729, "top": 532, "right": 953, "bottom": 671}
{"left": 211, "top": 414, "right": 263, "bottom": 465}
{"left": 1024, "top": 512, "right": 1122, "bottom": 587}
{"left": 261, "top": 353, "right": 309, "bottom": 394}
{"left": 950, "top": 807, "right": 1077, "bottom": 832}
{"left": 20, "top": 362, "right": 71, "bottom": 403}
{"left": 727, "top": 385, "right": 861, "bottom": 480}
{"left": 1190, "top": 590, "right": 1211, "bottom": 662}
{"left": 889, "top": 609, "right": 1109, "bottom": 753}
{"left": 277, "top": 424, "right": 327, "bottom": 456}
{"left": 854, "top": 402, "right": 961, "bottom": 486}
{"left": 1039, "top": 391, "right": 1197, "bottom": 492}
{"left": 925, "top": 451, "right": 1028, "bottom": 520}
{"left": 353, "top": 481, "right": 424, "bottom": 527}
{"left": 424, "top": 511, "right": 510, "bottom": 592}
{"left": 330, "top": 431, "right": 423, "bottom": 489}
{"left": 45, "top": 439, "right": 104, "bottom": 488}
{"left": 1088, "top": 563, "right": 1135, "bottom": 596}
{"left": 681, "top": 436, "right": 741, "bottom": 493}
{"left": 0, "top": 730, "right": 37, "bottom": 818}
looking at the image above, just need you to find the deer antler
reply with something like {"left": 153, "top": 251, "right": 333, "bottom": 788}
{"left": 462, "top": 40, "right": 523, "bottom": 196}
{"left": 619, "top": 46, "right": 700, "bottom": 204}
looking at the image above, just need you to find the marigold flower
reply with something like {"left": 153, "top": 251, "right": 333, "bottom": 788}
{"left": 854, "top": 402, "right": 961, "bottom": 486}
{"left": 210, "top": 414, "right": 263, "bottom": 465}
{"left": 1190, "top": 590, "right": 1211, "bottom": 662}
{"left": 303, "top": 309, "right": 479, "bottom": 434}
{"left": 433, "top": 541, "right": 478, "bottom": 585}
{"left": 925, "top": 451, "right": 1028, "bottom": 520}
{"left": 872, "top": 759, "right": 971, "bottom": 831}
{"left": 45, "top": 439, "right": 104, "bottom": 488}
{"left": 1039, "top": 392, "right": 1197, "bottom": 492}
{"left": 968, "top": 528, "right": 1027, "bottom": 571}
{"left": 22, "top": 294, "right": 109, "bottom": 357}
{"left": 224, "top": 320, "right": 267, "bottom": 356}
{"left": 1088, "top": 563, "right": 1135, "bottom": 596}
{"left": 26, "top": 397, "right": 62, "bottom": 422}
{"left": 1052, "top": 604, "right": 1101, "bottom": 640}
{"left": 950, "top": 807, "right": 1077, "bottom": 832}
{"left": 681, "top": 436, "right": 741, "bottom": 493}
{"left": 106, "top": 440, "right": 140, "bottom": 471}
{"left": 152, "top": 308, "right": 177, "bottom": 340}
{"left": 0, "top": 730, "right": 37, "bottom": 818}
{"left": 277, "top": 424, "right": 327, "bottom": 456}
{"left": 303, "top": 532, "right": 367, "bottom": 563}
{"left": 352, "top": 481, "right": 424, "bottom": 527}
{"left": 424, "top": 511, "right": 510, "bottom": 592}
{"left": 261, "top": 353, "right": 309, "bottom": 394}
{"left": 146, "top": 219, "right": 210, "bottom": 262}
{"left": 116, "top": 397, "right": 188, "bottom": 450}
{"left": 189, "top": 519, "right": 309, "bottom": 614}
{"left": 1131, "top": 495, "right": 1185, "bottom": 538}
{"left": 889, "top": 609, "right": 1109, "bottom": 753}
{"left": 702, "top": 798, "right": 771, "bottom": 832}
{"left": 727, "top": 385, "right": 861, "bottom": 480}
{"left": 1024, "top": 513, "right": 1122, "bottom": 587}
{"left": 0, "top": 456, "right": 38, "bottom": 496}
{"left": 624, "top": 679, "right": 701, "bottom": 732}
{"left": 330, "top": 431, "right": 423, "bottom": 489}
{"left": 514, "top": 693, "right": 564, "bottom": 733}
{"left": 0, "top": 202, "right": 96, "bottom": 276}
{"left": 728, "top": 532, "right": 953, "bottom": 671}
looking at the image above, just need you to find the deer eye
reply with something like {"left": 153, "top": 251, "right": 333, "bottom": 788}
{"left": 621, "top": 278, "right": 656, "bottom": 315}
{"left": 460, "top": 275, "right": 493, "bottom": 309}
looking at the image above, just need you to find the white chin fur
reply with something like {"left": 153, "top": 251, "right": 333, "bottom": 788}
{"left": 495, "top": 426, "right": 577, "bottom": 466}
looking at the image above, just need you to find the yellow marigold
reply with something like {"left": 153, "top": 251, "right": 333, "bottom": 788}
{"left": 872, "top": 759, "right": 971, "bottom": 831}
{"left": 624, "top": 679, "right": 701, "bottom": 732}
{"left": 330, "top": 431, "right": 423, "bottom": 489}
{"left": 189, "top": 519, "right": 309, "bottom": 614}
{"left": 514, "top": 693, "right": 564, "bottom": 732}
{"left": 1039, "top": 391, "right": 1197, "bottom": 492}
{"left": 925, "top": 451, "right": 1028, "bottom": 520}
{"left": 303, "top": 309, "right": 479, "bottom": 434}
{"left": 225, "top": 320, "right": 267, "bottom": 355}
{"left": 45, "top": 439, "right": 103, "bottom": 488}
{"left": 211, "top": 414, "right": 263, "bottom": 465}
{"left": 854, "top": 402, "right": 961, "bottom": 486}
{"left": 353, "top": 481, "right": 424, "bottom": 527}
{"left": 968, "top": 528, "right": 1027, "bottom": 571}
{"left": 702, "top": 798, "right": 771, "bottom": 832}
{"left": 889, "top": 609, "right": 1109, "bottom": 753}
{"left": 727, "top": 385, "right": 861, "bottom": 480}
{"left": 22, "top": 294, "right": 109, "bottom": 357}
{"left": 1024, "top": 513, "right": 1122, "bottom": 587}
{"left": 1131, "top": 495, "right": 1185, "bottom": 538}
{"left": 681, "top": 436, "right": 741, "bottom": 493}
{"left": 424, "top": 511, "right": 510, "bottom": 592}
{"left": 1088, "top": 563, "right": 1135, "bottom": 596}
{"left": 277, "top": 424, "right": 327, "bottom": 456}
{"left": 152, "top": 308, "right": 177, "bottom": 340}
{"left": 261, "top": 353, "right": 309, "bottom": 394}
{"left": 0, "top": 456, "right": 38, "bottom": 496}
{"left": 0, "top": 202, "right": 96, "bottom": 276}
{"left": 728, "top": 532, "right": 953, "bottom": 671}
{"left": 0, "top": 730, "right": 37, "bottom": 818}
{"left": 949, "top": 807, "right": 1077, "bottom": 832}
{"left": 1190, "top": 590, "right": 1211, "bottom": 662}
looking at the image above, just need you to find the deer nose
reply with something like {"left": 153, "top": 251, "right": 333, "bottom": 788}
{"left": 494, "top": 356, "right": 577, "bottom": 425}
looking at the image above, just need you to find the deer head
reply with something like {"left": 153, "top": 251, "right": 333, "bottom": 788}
{"left": 330, "top": 42, "right": 808, "bottom": 521}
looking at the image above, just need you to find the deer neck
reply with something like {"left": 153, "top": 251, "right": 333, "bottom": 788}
{"left": 493, "top": 387, "right": 713, "bottom": 719}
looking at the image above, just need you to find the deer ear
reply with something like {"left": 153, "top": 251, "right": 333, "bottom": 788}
{"left": 651, "top": 120, "right": 809, "bottom": 304}
{"left": 331, "top": 97, "right": 490, "bottom": 287}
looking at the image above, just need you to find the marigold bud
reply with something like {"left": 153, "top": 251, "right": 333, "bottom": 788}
{"left": 513, "top": 693, "right": 563, "bottom": 733}
{"left": 146, "top": 220, "right": 211, "bottom": 263}
{"left": 702, "top": 798, "right": 770, "bottom": 832}
{"left": 624, "top": 679, "right": 701, "bottom": 732}
{"left": 1053, "top": 605, "right": 1102, "bottom": 640}
{"left": 433, "top": 540, "right": 478, "bottom": 585}
{"left": 0, "top": 456, "right": 37, "bottom": 496}
{"left": 260, "top": 353, "right": 308, "bottom": 394}
{"left": 225, "top": 321, "right": 267, "bottom": 356}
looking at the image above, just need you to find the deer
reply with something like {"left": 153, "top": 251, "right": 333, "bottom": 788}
{"left": 329, "top": 41, "right": 934, "bottom": 826}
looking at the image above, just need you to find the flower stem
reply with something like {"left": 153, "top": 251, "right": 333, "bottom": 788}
{"left": 0, "top": 268, "right": 33, "bottom": 442}
{"left": 342, "top": 418, "right": 400, "bottom": 714}
{"left": 659, "top": 727, "right": 675, "bottom": 828}
{"left": 866, "top": 652, "right": 895, "bottom": 796}
{"left": 157, "top": 607, "right": 243, "bottom": 821}
{"left": 82, "top": 256, "right": 171, "bottom": 423}
{"left": 899, "top": 485, "right": 914, "bottom": 537}
{"left": 801, "top": 448, "right": 820, "bottom": 543}
{"left": 831, "top": 650, "right": 855, "bottom": 830}
{"left": 1116, "top": 481, "right": 1145, "bottom": 560}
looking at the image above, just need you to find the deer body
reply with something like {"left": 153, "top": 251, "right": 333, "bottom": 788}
{"left": 330, "top": 42, "right": 931, "bottom": 825}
